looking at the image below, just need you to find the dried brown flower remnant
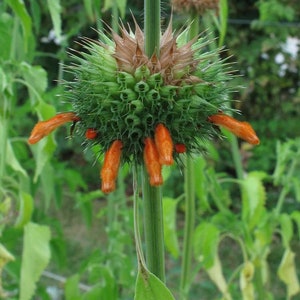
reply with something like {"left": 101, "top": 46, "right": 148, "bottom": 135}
{"left": 112, "top": 20, "right": 198, "bottom": 85}
{"left": 172, "top": 0, "right": 219, "bottom": 14}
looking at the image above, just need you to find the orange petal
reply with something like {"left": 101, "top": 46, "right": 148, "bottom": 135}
{"left": 101, "top": 140, "right": 123, "bottom": 193}
{"left": 144, "top": 137, "right": 163, "bottom": 186}
{"left": 154, "top": 123, "right": 174, "bottom": 165}
{"left": 208, "top": 114, "right": 260, "bottom": 145}
{"left": 28, "top": 112, "right": 80, "bottom": 144}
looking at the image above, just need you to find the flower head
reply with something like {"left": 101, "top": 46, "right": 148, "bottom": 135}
{"left": 28, "top": 20, "right": 259, "bottom": 193}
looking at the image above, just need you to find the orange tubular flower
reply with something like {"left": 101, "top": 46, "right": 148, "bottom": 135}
{"left": 101, "top": 140, "right": 123, "bottom": 193}
{"left": 208, "top": 113, "right": 260, "bottom": 145}
{"left": 174, "top": 143, "right": 187, "bottom": 153}
{"left": 85, "top": 128, "right": 98, "bottom": 139}
{"left": 154, "top": 123, "right": 174, "bottom": 165}
{"left": 28, "top": 112, "right": 80, "bottom": 144}
{"left": 144, "top": 137, "right": 163, "bottom": 186}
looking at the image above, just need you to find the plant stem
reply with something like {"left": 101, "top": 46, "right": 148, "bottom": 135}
{"left": 142, "top": 166, "right": 165, "bottom": 281}
{"left": 111, "top": 0, "right": 119, "bottom": 33}
{"left": 132, "top": 164, "right": 146, "bottom": 268}
{"left": 180, "top": 155, "right": 195, "bottom": 299}
{"left": 230, "top": 136, "right": 244, "bottom": 180}
{"left": 180, "top": 16, "right": 198, "bottom": 299}
{"left": 253, "top": 259, "right": 267, "bottom": 299}
{"left": 141, "top": 0, "right": 165, "bottom": 282}
{"left": 188, "top": 12, "right": 199, "bottom": 40}
{"left": 218, "top": 0, "right": 228, "bottom": 47}
{"left": 274, "top": 149, "right": 299, "bottom": 215}
{"left": 144, "top": 0, "right": 160, "bottom": 57}
{"left": 0, "top": 118, "right": 7, "bottom": 190}
{"left": 95, "top": 0, "right": 103, "bottom": 34}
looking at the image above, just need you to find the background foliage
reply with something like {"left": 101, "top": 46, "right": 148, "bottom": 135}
{"left": 0, "top": 0, "right": 300, "bottom": 299}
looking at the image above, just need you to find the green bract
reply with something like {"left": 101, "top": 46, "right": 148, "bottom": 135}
{"left": 63, "top": 25, "right": 234, "bottom": 163}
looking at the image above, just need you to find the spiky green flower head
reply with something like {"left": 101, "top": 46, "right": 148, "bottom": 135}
{"left": 64, "top": 20, "right": 234, "bottom": 164}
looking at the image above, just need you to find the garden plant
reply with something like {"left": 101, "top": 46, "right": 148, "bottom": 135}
{"left": 0, "top": 0, "right": 300, "bottom": 299}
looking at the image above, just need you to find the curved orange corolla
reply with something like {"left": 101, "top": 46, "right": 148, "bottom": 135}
{"left": 144, "top": 137, "right": 163, "bottom": 186}
{"left": 101, "top": 140, "right": 123, "bottom": 193}
{"left": 28, "top": 112, "right": 80, "bottom": 144}
{"left": 154, "top": 123, "right": 174, "bottom": 165}
{"left": 208, "top": 113, "right": 260, "bottom": 145}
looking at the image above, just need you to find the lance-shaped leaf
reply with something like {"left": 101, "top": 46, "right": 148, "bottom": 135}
{"left": 20, "top": 222, "right": 51, "bottom": 300}
{"left": 240, "top": 261, "right": 255, "bottom": 300}
{"left": 278, "top": 248, "right": 300, "bottom": 299}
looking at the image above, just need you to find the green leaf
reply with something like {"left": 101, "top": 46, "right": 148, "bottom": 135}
{"left": 20, "top": 63, "right": 48, "bottom": 105}
{"left": 206, "top": 254, "right": 232, "bottom": 300}
{"left": 28, "top": 0, "right": 41, "bottom": 33}
{"left": 0, "top": 243, "right": 15, "bottom": 269}
{"left": 6, "top": 140, "right": 27, "bottom": 177}
{"left": 20, "top": 222, "right": 51, "bottom": 300}
{"left": 193, "top": 222, "right": 220, "bottom": 269}
{"left": 162, "top": 197, "right": 179, "bottom": 258}
{"left": 242, "top": 171, "right": 267, "bottom": 229}
{"left": 65, "top": 274, "right": 82, "bottom": 300}
{"left": 39, "top": 162, "right": 56, "bottom": 209}
{"left": 278, "top": 248, "right": 300, "bottom": 298}
{"left": 273, "top": 140, "right": 300, "bottom": 186}
{"left": 273, "top": 140, "right": 288, "bottom": 186}
{"left": 117, "top": 0, "right": 127, "bottom": 18}
{"left": 253, "top": 216, "right": 274, "bottom": 252}
{"left": 83, "top": 0, "right": 95, "bottom": 22}
{"left": 240, "top": 261, "right": 255, "bottom": 300}
{"left": 194, "top": 156, "right": 210, "bottom": 212}
{"left": 134, "top": 268, "right": 175, "bottom": 300}
{"left": 33, "top": 137, "right": 56, "bottom": 182}
{"left": 103, "top": 0, "right": 111, "bottom": 11}
{"left": 0, "top": 13, "right": 13, "bottom": 60}
{"left": 35, "top": 100, "right": 56, "bottom": 120}
{"left": 83, "top": 285, "right": 103, "bottom": 300}
{"left": 76, "top": 195, "right": 93, "bottom": 228}
{"left": 21, "top": 62, "right": 48, "bottom": 93}
{"left": 162, "top": 164, "right": 172, "bottom": 182}
{"left": 14, "top": 192, "right": 33, "bottom": 228}
{"left": 0, "top": 197, "right": 12, "bottom": 216}
{"left": 258, "top": 0, "right": 295, "bottom": 22}
{"left": 206, "top": 168, "right": 231, "bottom": 211}
{"left": 0, "top": 67, "right": 8, "bottom": 93}
{"left": 292, "top": 177, "right": 300, "bottom": 202}
{"left": 6, "top": 0, "right": 33, "bottom": 52}
{"left": 291, "top": 211, "right": 300, "bottom": 240}
{"left": 218, "top": 0, "right": 228, "bottom": 47}
{"left": 93, "top": 267, "right": 117, "bottom": 300}
{"left": 211, "top": 211, "right": 241, "bottom": 236}
{"left": 103, "top": 0, "right": 127, "bottom": 18}
{"left": 279, "top": 214, "right": 293, "bottom": 248}
{"left": 46, "top": 0, "right": 62, "bottom": 42}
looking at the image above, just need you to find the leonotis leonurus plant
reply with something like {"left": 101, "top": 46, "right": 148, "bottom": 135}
{"left": 28, "top": 20, "right": 259, "bottom": 193}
